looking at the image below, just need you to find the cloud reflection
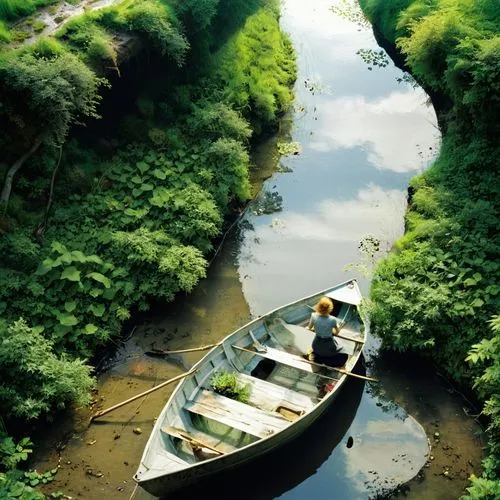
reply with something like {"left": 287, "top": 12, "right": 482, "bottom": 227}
{"left": 342, "top": 417, "right": 429, "bottom": 495}
{"left": 258, "top": 184, "right": 407, "bottom": 245}
{"left": 238, "top": 185, "right": 408, "bottom": 314}
{"left": 285, "top": 0, "right": 366, "bottom": 37}
{"left": 310, "top": 90, "right": 439, "bottom": 172}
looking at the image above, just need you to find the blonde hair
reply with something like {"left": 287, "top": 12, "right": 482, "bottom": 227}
{"left": 315, "top": 297, "right": 333, "bottom": 315}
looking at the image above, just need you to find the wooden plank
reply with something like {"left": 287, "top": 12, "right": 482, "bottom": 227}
{"left": 233, "top": 345, "right": 339, "bottom": 382}
{"left": 236, "top": 372, "right": 316, "bottom": 412}
{"left": 185, "top": 390, "right": 290, "bottom": 439}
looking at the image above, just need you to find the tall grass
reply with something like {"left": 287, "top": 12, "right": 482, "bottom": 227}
{"left": 0, "top": 19, "right": 10, "bottom": 42}
{"left": 0, "top": 0, "right": 58, "bottom": 22}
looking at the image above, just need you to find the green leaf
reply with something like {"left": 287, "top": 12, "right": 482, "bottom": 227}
{"left": 131, "top": 175, "right": 142, "bottom": 184}
{"left": 60, "top": 266, "right": 81, "bottom": 282}
{"left": 84, "top": 324, "right": 98, "bottom": 334}
{"left": 59, "top": 313, "right": 79, "bottom": 326}
{"left": 136, "top": 161, "right": 149, "bottom": 174}
{"left": 86, "top": 254, "right": 103, "bottom": 264}
{"left": 87, "top": 272, "right": 111, "bottom": 288}
{"left": 70, "top": 250, "right": 87, "bottom": 262}
{"left": 89, "top": 303, "right": 105, "bottom": 317}
{"left": 36, "top": 258, "right": 55, "bottom": 275}
{"left": 471, "top": 298, "right": 485, "bottom": 308}
{"left": 464, "top": 277, "right": 476, "bottom": 287}
{"left": 140, "top": 183, "right": 154, "bottom": 191}
{"left": 153, "top": 168, "right": 167, "bottom": 180}
{"left": 51, "top": 241, "right": 67, "bottom": 254}
{"left": 64, "top": 301, "right": 77, "bottom": 312}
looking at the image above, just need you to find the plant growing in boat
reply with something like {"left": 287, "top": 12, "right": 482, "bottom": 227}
{"left": 209, "top": 371, "right": 250, "bottom": 403}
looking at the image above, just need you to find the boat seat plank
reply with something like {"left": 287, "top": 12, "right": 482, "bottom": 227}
{"left": 233, "top": 345, "right": 341, "bottom": 382}
{"left": 185, "top": 389, "right": 290, "bottom": 439}
{"left": 236, "top": 372, "right": 316, "bottom": 412}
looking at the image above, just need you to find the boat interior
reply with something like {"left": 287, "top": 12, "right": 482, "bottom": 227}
{"left": 148, "top": 298, "right": 364, "bottom": 469}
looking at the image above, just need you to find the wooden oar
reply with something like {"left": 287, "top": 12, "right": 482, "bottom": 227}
{"left": 146, "top": 342, "right": 221, "bottom": 356}
{"left": 162, "top": 426, "right": 225, "bottom": 455}
{"left": 281, "top": 319, "right": 365, "bottom": 346}
{"left": 233, "top": 345, "right": 378, "bottom": 383}
{"left": 293, "top": 353, "right": 378, "bottom": 382}
{"left": 89, "top": 367, "right": 199, "bottom": 423}
{"left": 336, "top": 333, "right": 365, "bottom": 344}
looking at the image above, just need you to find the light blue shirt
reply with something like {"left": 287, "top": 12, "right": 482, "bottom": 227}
{"left": 310, "top": 313, "right": 338, "bottom": 339}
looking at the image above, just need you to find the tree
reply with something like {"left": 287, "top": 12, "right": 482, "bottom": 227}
{"left": 0, "top": 51, "right": 106, "bottom": 214}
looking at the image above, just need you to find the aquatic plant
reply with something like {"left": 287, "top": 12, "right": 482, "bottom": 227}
{"left": 210, "top": 371, "right": 250, "bottom": 403}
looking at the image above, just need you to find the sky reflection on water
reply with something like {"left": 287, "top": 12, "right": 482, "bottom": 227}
{"left": 238, "top": 0, "right": 439, "bottom": 314}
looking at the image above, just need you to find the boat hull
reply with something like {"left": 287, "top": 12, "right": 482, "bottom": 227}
{"left": 137, "top": 368, "right": 353, "bottom": 496}
{"left": 134, "top": 280, "right": 365, "bottom": 497}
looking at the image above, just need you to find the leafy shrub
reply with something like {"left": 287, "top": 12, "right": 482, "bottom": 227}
{"left": 0, "top": 318, "right": 94, "bottom": 420}
{"left": 186, "top": 101, "right": 252, "bottom": 142}
{"left": 0, "top": 0, "right": 296, "bottom": 441}
{"left": 124, "top": 0, "right": 189, "bottom": 65}
{"left": 463, "top": 316, "right": 500, "bottom": 495}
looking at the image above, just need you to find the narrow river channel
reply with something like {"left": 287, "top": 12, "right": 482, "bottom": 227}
{"left": 33, "top": 1, "right": 484, "bottom": 499}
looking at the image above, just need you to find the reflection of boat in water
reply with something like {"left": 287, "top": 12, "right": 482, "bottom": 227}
{"left": 134, "top": 280, "right": 366, "bottom": 497}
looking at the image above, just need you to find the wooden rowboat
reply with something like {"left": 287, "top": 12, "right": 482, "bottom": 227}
{"left": 134, "top": 279, "right": 365, "bottom": 496}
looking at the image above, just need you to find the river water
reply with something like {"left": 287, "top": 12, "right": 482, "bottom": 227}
{"left": 33, "top": 1, "right": 484, "bottom": 499}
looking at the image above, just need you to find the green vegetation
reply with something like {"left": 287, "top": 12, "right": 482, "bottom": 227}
{"left": 0, "top": 0, "right": 58, "bottom": 22}
{"left": 359, "top": 0, "right": 499, "bottom": 494}
{"left": 0, "top": 20, "right": 10, "bottom": 42}
{"left": 0, "top": 431, "right": 60, "bottom": 498}
{"left": 0, "top": 0, "right": 295, "bottom": 497}
{"left": 210, "top": 371, "right": 250, "bottom": 403}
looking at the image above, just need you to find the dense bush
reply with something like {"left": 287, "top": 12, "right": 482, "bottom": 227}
{"left": 0, "top": 318, "right": 94, "bottom": 420}
{"left": 359, "top": 0, "right": 500, "bottom": 493}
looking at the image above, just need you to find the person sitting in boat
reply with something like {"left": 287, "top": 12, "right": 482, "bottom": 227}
{"left": 306, "top": 297, "right": 348, "bottom": 367}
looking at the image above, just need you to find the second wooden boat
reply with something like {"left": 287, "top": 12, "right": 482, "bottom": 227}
{"left": 134, "top": 279, "right": 366, "bottom": 496}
